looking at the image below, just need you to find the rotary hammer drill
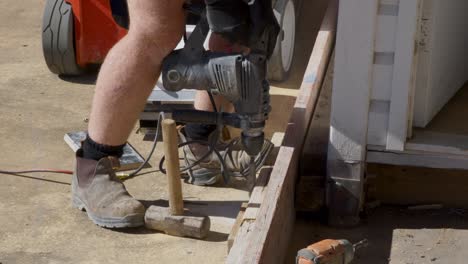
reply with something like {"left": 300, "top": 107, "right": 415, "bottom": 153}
{"left": 161, "top": 0, "right": 280, "bottom": 182}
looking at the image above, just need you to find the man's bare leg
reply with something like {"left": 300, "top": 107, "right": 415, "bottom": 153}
{"left": 72, "top": 0, "right": 185, "bottom": 228}
{"left": 88, "top": 0, "right": 185, "bottom": 146}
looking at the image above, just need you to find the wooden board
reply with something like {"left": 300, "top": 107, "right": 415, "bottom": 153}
{"left": 300, "top": 55, "right": 333, "bottom": 176}
{"left": 226, "top": 0, "right": 337, "bottom": 262}
{"left": 227, "top": 203, "right": 247, "bottom": 252}
{"left": 243, "top": 168, "right": 272, "bottom": 221}
{"left": 296, "top": 54, "right": 333, "bottom": 212}
{"left": 406, "top": 130, "right": 468, "bottom": 156}
{"left": 367, "top": 145, "right": 468, "bottom": 171}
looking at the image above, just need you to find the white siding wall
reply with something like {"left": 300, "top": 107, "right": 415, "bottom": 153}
{"left": 413, "top": 0, "right": 468, "bottom": 127}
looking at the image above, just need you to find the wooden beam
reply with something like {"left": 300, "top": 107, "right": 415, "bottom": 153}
{"left": 296, "top": 54, "right": 334, "bottom": 212}
{"left": 226, "top": 0, "right": 337, "bottom": 262}
{"left": 327, "top": 0, "right": 378, "bottom": 227}
{"left": 227, "top": 203, "right": 247, "bottom": 252}
{"left": 367, "top": 146, "right": 468, "bottom": 171}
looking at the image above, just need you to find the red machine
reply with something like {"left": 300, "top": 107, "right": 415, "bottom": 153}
{"left": 42, "top": 0, "right": 300, "bottom": 81}
{"left": 42, "top": 0, "right": 128, "bottom": 75}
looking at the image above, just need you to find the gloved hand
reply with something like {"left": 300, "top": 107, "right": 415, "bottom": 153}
{"left": 205, "top": 0, "right": 279, "bottom": 58}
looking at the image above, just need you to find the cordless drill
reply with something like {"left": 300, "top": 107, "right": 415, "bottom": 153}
{"left": 296, "top": 239, "right": 368, "bottom": 264}
{"left": 161, "top": 0, "right": 280, "bottom": 182}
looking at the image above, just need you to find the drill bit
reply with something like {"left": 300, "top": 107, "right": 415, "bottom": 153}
{"left": 353, "top": 239, "right": 369, "bottom": 251}
{"left": 247, "top": 156, "right": 256, "bottom": 195}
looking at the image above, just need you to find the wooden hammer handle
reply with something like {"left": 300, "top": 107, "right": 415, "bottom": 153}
{"left": 162, "top": 119, "right": 184, "bottom": 215}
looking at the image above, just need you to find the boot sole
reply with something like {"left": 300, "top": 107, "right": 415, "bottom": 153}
{"left": 72, "top": 196, "right": 144, "bottom": 228}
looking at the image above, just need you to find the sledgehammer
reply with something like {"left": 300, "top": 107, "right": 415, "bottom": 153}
{"left": 145, "top": 119, "right": 210, "bottom": 239}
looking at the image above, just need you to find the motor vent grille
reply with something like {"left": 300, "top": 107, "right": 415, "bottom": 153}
{"left": 213, "top": 64, "right": 227, "bottom": 93}
{"left": 240, "top": 61, "right": 250, "bottom": 100}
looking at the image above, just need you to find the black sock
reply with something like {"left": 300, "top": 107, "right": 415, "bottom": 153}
{"left": 82, "top": 134, "right": 126, "bottom": 161}
{"left": 184, "top": 123, "right": 217, "bottom": 141}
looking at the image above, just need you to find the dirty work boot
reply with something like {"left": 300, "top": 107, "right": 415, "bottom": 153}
{"left": 180, "top": 129, "right": 273, "bottom": 186}
{"left": 72, "top": 150, "right": 145, "bottom": 228}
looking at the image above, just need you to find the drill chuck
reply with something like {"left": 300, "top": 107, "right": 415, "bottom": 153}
{"left": 241, "top": 132, "right": 265, "bottom": 157}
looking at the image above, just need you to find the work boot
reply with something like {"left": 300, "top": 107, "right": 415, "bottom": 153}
{"left": 72, "top": 150, "right": 146, "bottom": 228}
{"left": 179, "top": 129, "right": 273, "bottom": 186}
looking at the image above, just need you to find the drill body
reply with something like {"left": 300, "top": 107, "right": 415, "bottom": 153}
{"left": 161, "top": 0, "right": 279, "bottom": 158}
{"left": 296, "top": 239, "right": 368, "bottom": 264}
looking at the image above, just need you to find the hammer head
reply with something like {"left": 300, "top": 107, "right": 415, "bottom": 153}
{"left": 145, "top": 205, "right": 210, "bottom": 239}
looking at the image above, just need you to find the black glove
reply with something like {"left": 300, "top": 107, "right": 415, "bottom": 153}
{"left": 205, "top": 0, "right": 279, "bottom": 58}
{"left": 205, "top": 0, "right": 250, "bottom": 44}
{"left": 246, "top": 0, "right": 280, "bottom": 58}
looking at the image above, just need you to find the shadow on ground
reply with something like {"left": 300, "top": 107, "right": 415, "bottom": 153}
{"left": 59, "top": 70, "right": 98, "bottom": 85}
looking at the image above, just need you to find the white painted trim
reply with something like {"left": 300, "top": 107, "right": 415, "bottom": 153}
{"left": 406, "top": 131, "right": 468, "bottom": 157}
{"left": 329, "top": 0, "right": 379, "bottom": 162}
{"left": 367, "top": 147, "right": 468, "bottom": 170}
{"left": 386, "top": 0, "right": 422, "bottom": 151}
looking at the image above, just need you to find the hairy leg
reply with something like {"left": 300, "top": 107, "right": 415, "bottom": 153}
{"left": 88, "top": 0, "right": 185, "bottom": 146}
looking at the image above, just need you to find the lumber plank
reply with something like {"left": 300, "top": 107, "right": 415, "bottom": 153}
{"left": 300, "top": 55, "right": 333, "bottom": 176}
{"left": 243, "top": 168, "right": 272, "bottom": 221}
{"left": 406, "top": 130, "right": 468, "bottom": 157}
{"left": 366, "top": 147, "right": 468, "bottom": 171}
{"left": 227, "top": 203, "right": 248, "bottom": 253}
{"left": 226, "top": 0, "right": 337, "bottom": 262}
{"left": 296, "top": 54, "right": 333, "bottom": 212}
{"left": 226, "top": 138, "right": 278, "bottom": 253}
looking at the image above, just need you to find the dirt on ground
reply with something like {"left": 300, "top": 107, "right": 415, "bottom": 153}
{"left": 0, "top": 0, "right": 248, "bottom": 263}
{"left": 0, "top": 0, "right": 312, "bottom": 263}
{"left": 5, "top": 0, "right": 467, "bottom": 264}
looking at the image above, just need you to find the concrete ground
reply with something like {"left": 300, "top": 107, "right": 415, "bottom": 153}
{"left": 6, "top": 0, "right": 467, "bottom": 264}
{"left": 0, "top": 0, "right": 249, "bottom": 263}
{"left": 0, "top": 0, "right": 316, "bottom": 263}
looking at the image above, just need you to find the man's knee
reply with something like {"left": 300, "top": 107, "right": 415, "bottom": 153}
{"left": 127, "top": 0, "right": 185, "bottom": 60}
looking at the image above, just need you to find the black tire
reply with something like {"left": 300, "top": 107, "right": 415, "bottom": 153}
{"left": 268, "top": 0, "right": 296, "bottom": 82}
{"left": 42, "top": 0, "right": 83, "bottom": 76}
